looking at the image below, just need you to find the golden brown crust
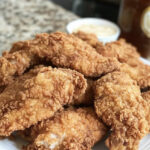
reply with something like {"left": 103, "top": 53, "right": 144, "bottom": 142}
{"left": 0, "top": 66, "right": 87, "bottom": 136}
{"left": 73, "top": 31, "right": 109, "bottom": 56}
{"left": 97, "top": 38, "right": 140, "bottom": 66}
{"left": 36, "top": 32, "right": 119, "bottom": 77}
{"left": 0, "top": 32, "right": 119, "bottom": 87}
{"left": 119, "top": 62, "right": 150, "bottom": 89}
{"left": 23, "top": 107, "right": 107, "bottom": 150}
{"left": 74, "top": 32, "right": 150, "bottom": 89}
{"left": 73, "top": 31, "right": 99, "bottom": 48}
{"left": 138, "top": 75, "right": 150, "bottom": 90}
{"left": 142, "top": 91, "right": 150, "bottom": 126}
{"left": 73, "top": 32, "right": 150, "bottom": 88}
{"left": 0, "top": 31, "right": 149, "bottom": 149}
{"left": 0, "top": 51, "right": 32, "bottom": 86}
{"left": 94, "top": 71, "right": 149, "bottom": 150}
{"left": 73, "top": 32, "right": 140, "bottom": 69}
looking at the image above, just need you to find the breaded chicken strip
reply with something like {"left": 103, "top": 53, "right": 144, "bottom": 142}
{"left": 0, "top": 66, "right": 87, "bottom": 136}
{"left": 73, "top": 32, "right": 140, "bottom": 67}
{"left": 73, "top": 31, "right": 99, "bottom": 48}
{"left": 120, "top": 63, "right": 150, "bottom": 88}
{"left": 0, "top": 49, "right": 39, "bottom": 87}
{"left": 0, "top": 32, "right": 119, "bottom": 87}
{"left": 94, "top": 71, "right": 149, "bottom": 150}
{"left": 73, "top": 31, "right": 106, "bottom": 54}
{"left": 23, "top": 107, "right": 107, "bottom": 150}
{"left": 97, "top": 38, "right": 140, "bottom": 66}
{"left": 73, "top": 32, "right": 150, "bottom": 87}
{"left": 42, "top": 32, "right": 118, "bottom": 77}
{"left": 73, "top": 32, "right": 145, "bottom": 77}
{"left": 96, "top": 37, "right": 150, "bottom": 88}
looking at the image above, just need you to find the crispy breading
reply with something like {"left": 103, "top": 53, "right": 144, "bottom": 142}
{"left": 0, "top": 31, "right": 149, "bottom": 149}
{"left": 0, "top": 51, "right": 34, "bottom": 86}
{"left": 73, "top": 31, "right": 99, "bottom": 48}
{"left": 0, "top": 66, "right": 87, "bottom": 136}
{"left": 73, "top": 31, "right": 107, "bottom": 54}
{"left": 73, "top": 32, "right": 150, "bottom": 88}
{"left": 142, "top": 91, "right": 150, "bottom": 126}
{"left": 94, "top": 71, "right": 149, "bottom": 150}
{"left": 0, "top": 32, "right": 119, "bottom": 87}
{"left": 31, "top": 32, "right": 119, "bottom": 77}
{"left": 97, "top": 38, "right": 140, "bottom": 66}
{"left": 73, "top": 32, "right": 150, "bottom": 87}
{"left": 71, "top": 32, "right": 140, "bottom": 67}
{"left": 138, "top": 75, "right": 150, "bottom": 90}
{"left": 23, "top": 107, "right": 107, "bottom": 150}
{"left": 73, "top": 32, "right": 142, "bottom": 69}
{"left": 119, "top": 63, "right": 150, "bottom": 89}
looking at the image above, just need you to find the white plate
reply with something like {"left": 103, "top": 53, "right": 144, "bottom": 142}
{"left": 0, "top": 57, "right": 150, "bottom": 150}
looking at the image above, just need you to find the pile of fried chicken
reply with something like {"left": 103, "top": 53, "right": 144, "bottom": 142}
{"left": 0, "top": 31, "right": 150, "bottom": 150}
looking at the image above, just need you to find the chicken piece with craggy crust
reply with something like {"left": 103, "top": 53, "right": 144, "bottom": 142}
{"left": 0, "top": 50, "right": 35, "bottom": 87}
{"left": 95, "top": 38, "right": 150, "bottom": 88}
{"left": 97, "top": 38, "right": 140, "bottom": 66}
{"left": 73, "top": 31, "right": 106, "bottom": 54}
{"left": 16, "top": 32, "right": 119, "bottom": 77}
{"left": 73, "top": 32, "right": 150, "bottom": 87}
{"left": 73, "top": 31, "right": 100, "bottom": 48}
{"left": 0, "top": 42, "right": 41, "bottom": 87}
{"left": 94, "top": 71, "right": 149, "bottom": 150}
{"left": 17, "top": 79, "right": 95, "bottom": 141}
{"left": 119, "top": 63, "right": 150, "bottom": 88}
{"left": 0, "top": 32, "right": 119, "bottom": 88}
{"left": 73, "top": 32, "right": 140, "bottom": 67}
{"left": 22, "top": 107, "right": 107, "bottom": 150}
{"left": 0, "top": 66, "right": 87, "bottom": 136}
{"left": 73, "top": 31, "right": 146, "bottom": 84}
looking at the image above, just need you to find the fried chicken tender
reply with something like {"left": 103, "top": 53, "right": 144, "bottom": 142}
{"left": 0, "top": 66, "right": 87, "bottom": 136}
{"left": 45, "top": 32, "right": 119, "bottom": 77}
{"left": 73, "top": 32, "right": 140, "bottom": 67}
{"left": 73, "top": 31, "right": 106, "bottom": 54}
{"left": 73, "top": 31, "right": 99, "bottom": 48}
{"left": 73, "top": 32, "right": 146, "bottom": 79}
{"left": 23, "top": 107, "right": 107, "bottom": 150}
{"left": 77, "top": 32, "right": 150, "bottom": 88}
{"left": 120, "top": 63, "right": 150, "bottom": 86}
{"left": 0, "top": 51, "right": 33, "bottom": 86}
{"left": 94, "top": 71, "right": 149, "bottom": 150}
{"left": 0, "top": 32, "right": 119, "bottom": 87}
{"left": 73, "top": 32, "right": 150, "bottom": 87}
{"left": 97, "top": 38, "right": 140, "bottom": 66}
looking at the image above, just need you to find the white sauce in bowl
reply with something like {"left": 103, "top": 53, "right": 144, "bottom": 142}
{"left": 73, "top": 24, "right": 117, "bottom": 37}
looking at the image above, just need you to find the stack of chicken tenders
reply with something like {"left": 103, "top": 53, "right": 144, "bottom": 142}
{"left": 0, "top": 31, "right": 150, "bottom": 150}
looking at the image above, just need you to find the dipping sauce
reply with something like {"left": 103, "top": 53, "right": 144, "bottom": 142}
{"left": 73, "top": 24, "right": 117, "bottom": 37}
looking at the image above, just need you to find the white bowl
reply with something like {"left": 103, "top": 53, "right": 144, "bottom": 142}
{"left": 66, "top": 18, "right": 120, "bottom": 44}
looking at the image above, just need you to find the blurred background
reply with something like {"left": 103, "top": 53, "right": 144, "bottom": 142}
{"left": 51, "top": 0, "right": 120, "bottom": 22}
{"left": 0, "top": 0, "right": 150, "bottom": 59}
